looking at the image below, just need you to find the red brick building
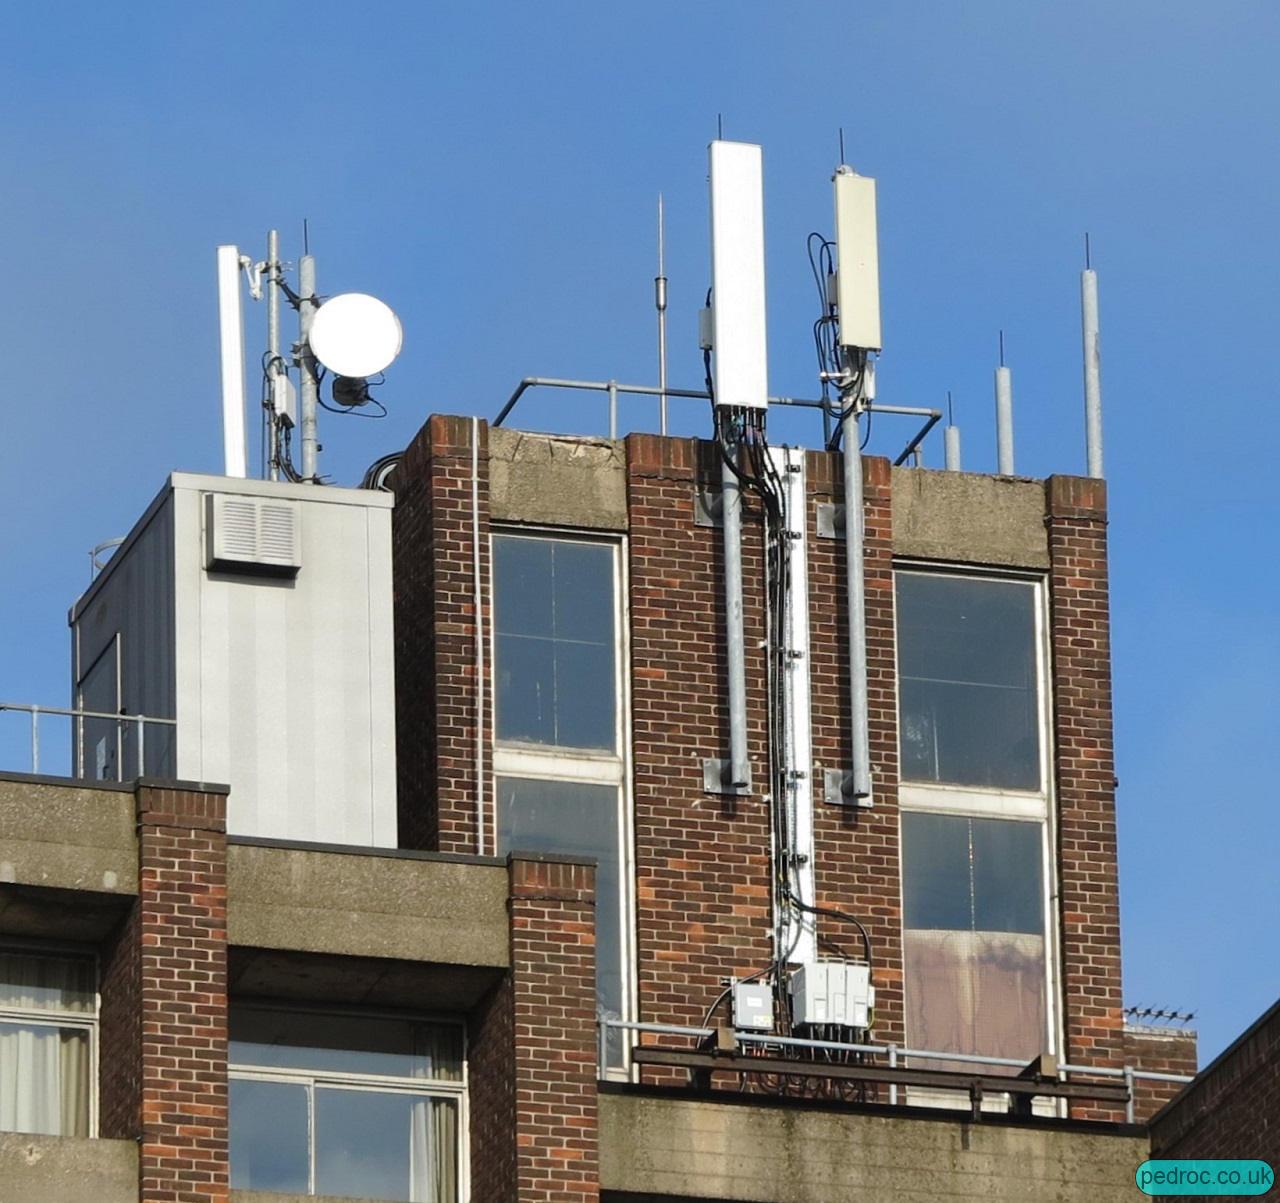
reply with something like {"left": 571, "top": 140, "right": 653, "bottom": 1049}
{"left": 0, "top": 412, "right": 1208, "bottom": 1203}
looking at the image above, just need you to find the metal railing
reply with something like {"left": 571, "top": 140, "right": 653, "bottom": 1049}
{"left": 0, "top": 702, "right": 176, "bottom": 782}
{"left": 600, "top": 1018, "right": 1193, "bottom": 1123}
{"left": 493, "top": 375, "right": 942, "bottom": 466}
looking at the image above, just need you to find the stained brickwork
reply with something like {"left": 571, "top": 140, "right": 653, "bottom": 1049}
{"left": 135, "top": 782, "right": 229, "bottom": 1203}
{"left": 392, "top": 413, "right": 491, "bottom": 854}
{"left": 1046, "top": 475, "right": 1126, "bottom": 1119}
{"left": 1123, "top": 1025, "right": 1197, "bottom": 1123}
{"left": 97, "top": 899, "right": 141, "bottom": 1140}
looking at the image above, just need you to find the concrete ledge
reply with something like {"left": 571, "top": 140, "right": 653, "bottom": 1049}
{"left": 0, "top": 777, "right": 137, "bottom": 895}
{"left": 600, "top": 1092, "right": 1149, "bottom": 1203}
{"left": 892, "top": 468, "right": 1050, "bottom": 568}
{"left": 0, "top": 1133, "right": 137, "bottom": 1203}
{"left": 228, "top": 842, "right": 509, "bottom": 967}
{"left": 490, "top": 425, "right": 628, "bottom": 530}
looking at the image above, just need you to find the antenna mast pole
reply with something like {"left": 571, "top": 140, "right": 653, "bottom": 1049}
{"left": 656, "top": 194, "right": 669, "bottom": 435}
{"left": 266, "top": 229, "right": 281, "bottom": 481}
{"left": 1081, "top": 234, "right": 1104, "bottom": 478}
{"left": 298, "top": 245, "right": 319, "bottom": 481}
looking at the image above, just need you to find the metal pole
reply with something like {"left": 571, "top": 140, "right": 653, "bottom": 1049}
{"left": 722, "top": 437, "right": 749, "bottom": 790}
{"left": 267, "top": 230, "right": 281, "bottom": 482}
{"left": 944, "top": 425, "right": 961, "bottom": 471}
{"left": 137, "top": 717, "right": 146, "bottom": 778}
{"left": 298, "top": 253, "right": 319, "bottom": 481}
{"left": 656, "top": 194, "right": 669, "bottom": 436}
{"left": 1124, "top": 1065, "right": 1135, "bottom": 1123}
{"left": 889, "top": 1044, "right": 898, "bottom": 1106}
{"left": 30, "top": 706, "right": 39, "bottom": 775}
{"left": 472, "top": 417, "right": 486, "bottom": 856}
{"left": 1082, "top": 267, "right": 1104, "bottom": 478}
{"left": 995, "top": 365, "right": 1014, "bottom": 475}
{"left": 607, "top": 380, "right": 618, "bottom": 440}
{"left": 842, "top": 407, "right": 872, "bottom": 803}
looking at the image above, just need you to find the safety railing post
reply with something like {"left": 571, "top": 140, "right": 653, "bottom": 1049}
{"left": 889, "top": 1044, "right": 898, "bottom": 1106}
{"left": 30, "top": 706, "right": 39, "bottom": 775}
{"left": 136, "top": 716, "right": 146, "bottom": 778}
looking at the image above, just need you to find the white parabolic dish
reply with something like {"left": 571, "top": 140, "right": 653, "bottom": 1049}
{"left": 308, "top": 293, "right": 403, "bottom": 378}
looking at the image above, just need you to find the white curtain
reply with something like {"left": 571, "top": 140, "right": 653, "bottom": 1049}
{"left": 409, "top": 1098, "right": 457, "bottom": 1202}
{"left": 0, "top": 1023, "right": 89, "bottom": 1136}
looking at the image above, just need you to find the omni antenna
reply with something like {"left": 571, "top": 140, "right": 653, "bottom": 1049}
{"left": 655, "top": 194, "right": 669, "bottom": 435}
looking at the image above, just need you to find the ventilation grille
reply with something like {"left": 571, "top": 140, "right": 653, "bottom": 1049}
{"left": 204, "top": 493, "right": 301, "bottom": 574}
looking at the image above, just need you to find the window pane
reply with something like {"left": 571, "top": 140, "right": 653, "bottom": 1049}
{"left": 0, "top": 952, "right": 94, "bottom": 1013}
{"left": 901, "top": 812, "right": 972, "bottom": 931}
{"left": 494, "top": 535, "right": 616, "bottom": 750}
{"left": 230, "top": 1008, "right": 462, "bottom": 1081}
{"left": 229, "top": 1079, "right": 309, "bottom": 1192}
{"left": 896, "top": 574, "right": 1040, "bottom": 789}
{"left": 315, "top": 1089, "right": 457, "bottom": 1203}
{"left": 971, "top": 816, "right": 1043, "bottom": 935}
{"left": 0, "top": 1023, "right": 89, "bottom": 1137}
{"left": 497, "top": 778, "right": 621, "bottom": 1042}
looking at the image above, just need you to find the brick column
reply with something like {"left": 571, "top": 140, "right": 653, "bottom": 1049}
{"left": 392, "top": 414, "right": 491, "bottom": 854}
{"left": 625, "top": 434, "right": 774, "bottom": 1049}
{"left": 1046, "top": 475, "right": 1125, "bottom": 1118}
{"left": 470, "top": 854, "right": 598, "bottom": 1202}
{"left": 135, "top": 782, "right": 229, "bottom": 1203}
{"left": 809, "top": 452, "right": 904, "bottom": 1048}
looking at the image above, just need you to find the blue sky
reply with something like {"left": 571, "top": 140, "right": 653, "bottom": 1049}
{"left": 1, "top": 2, "right": 1276, "bottom": 1063}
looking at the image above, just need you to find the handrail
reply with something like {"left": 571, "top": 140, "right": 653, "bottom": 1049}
{"left": 0, "top": 702, "right": 176, "bottom": 781}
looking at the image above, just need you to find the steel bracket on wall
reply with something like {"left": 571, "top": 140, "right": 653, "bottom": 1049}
{"left": 703, "top": 757, "right": 751, "bottom": 795}
{"left": 823, "top": 767, "right": 874, "bottom": 809}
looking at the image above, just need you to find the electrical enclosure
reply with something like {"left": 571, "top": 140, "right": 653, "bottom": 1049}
{"left": 733, "top": 982, "right": 774, "bottom": 1031}
{"left": 789, "top": 961, "right": 875, "bottom": 1029}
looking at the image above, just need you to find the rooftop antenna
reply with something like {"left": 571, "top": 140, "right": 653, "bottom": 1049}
{"left": 656, "top": 193, "right": 668, "bottom": 435}
{"left": 1081, "top": 233, "right": 1104, "bottom": 477}
{"left": 838, "top": 126, "right": 845, "bottom": 164}
{"left": 215, "top": 245, "right": 249, "bottom": 478}
{"left": 717, "top": 113, "right": 723, "bottom": 139}
{"left": 297, "top": 226, "right": 320, "bottom": 480}
{"left": 994, "top": 329, "right": 1014, "bottom": 475}
{"left": 944, "top": 390, "right": 961, "bottom": 470}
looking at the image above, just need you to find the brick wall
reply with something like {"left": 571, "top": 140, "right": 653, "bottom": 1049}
{"left": 1150, "top": 998, "right": 1279, "bottom": 1167}
{"left": 1123, "top": 1025, "right": 1197, "bottom": 1123}
{"left": 393, "top": 413, "right": 491, "bottom": 854}
{"left": 1046, "top": 476, "right": 1126, "bottom": 1119}
{"left": 626, "top": 435, "right": 775, "bottom": 1054}
{"left": 98, "top": 899, "right": 141, "bottom": 1140}
{"left": 135, "top": 782, "right": 229, "bottom": 1203}
{"left": 469, "top": 974, "right": 516, "bottom": 1200}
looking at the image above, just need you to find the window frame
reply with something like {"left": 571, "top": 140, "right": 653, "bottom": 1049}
{"left": 894, "top": 562, "right": 1063, "bottom": 1078}
{"left": 227, "top": 1000, "right": 468, "bottom": 1200}
{"left": 0, "top": 941, "right": 99, "bottom": 1138}
{"left": 490, "top": 527, "right": 636, "bottom": 1080}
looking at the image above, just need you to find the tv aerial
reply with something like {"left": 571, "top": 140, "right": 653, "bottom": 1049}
{"left": 216, "top": 229, "right": 404, "bottom": 484}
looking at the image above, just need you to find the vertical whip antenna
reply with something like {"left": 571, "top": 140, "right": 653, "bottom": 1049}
{"left": 994, "top": 331, "right": 1014, "bottom": 475}
{"left": 655, "top": 193, "right": 668, "bottom": 435}
{"left": 1081, "top": 234, "right": 1104, "bottom": 477}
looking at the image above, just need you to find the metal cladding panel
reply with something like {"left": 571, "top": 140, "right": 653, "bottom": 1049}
{"left": 172, "top": 478, "right": 396, "bottom": 847}
{"left": 70, "top": 493, "right": 178, "bottom": 779}
{"left": 833, "top": 169, "right": 882, "bottom": 352}
{"left": 709, "top": 140, "right": 769, "bottom": 409}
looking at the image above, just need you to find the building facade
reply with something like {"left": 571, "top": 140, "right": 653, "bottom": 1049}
{"left": 0, "top": 413, "right": 1206, "bottom": 1203}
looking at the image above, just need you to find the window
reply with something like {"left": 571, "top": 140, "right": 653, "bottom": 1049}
{"left": 492, "top": 532, "right": 631, "bottom": 1068}
{"left": 228, "top": 1005, "right": 464, "bottom": 1202}
{"left": 0, "top": 950, "right": 95, "bottom": 1137}
{"left": 897, "top": 573, "right": 1041, "bottom": 791}
{"left": 895, "top": 569, "right": 1057, "bottom": 1080}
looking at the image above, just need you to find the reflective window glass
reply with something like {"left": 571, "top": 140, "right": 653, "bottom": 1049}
{"left": 896, "top": 573, "right": 1040, "bottom": 790}
{"left": 494, "top": 536, "right": 616, "bottom": 750}
{"left": 229, "top": 1079, "right": 309, "bottom": 1192}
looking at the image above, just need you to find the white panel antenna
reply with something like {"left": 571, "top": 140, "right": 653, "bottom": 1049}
{"left": 833, "top": 167, "right": 882, "bottom": 352}
{"left": 216, "top": 245, "right": 249, "bottom": 478}
{"left": 708, "top": 141, "right": 768, "bottom": 409}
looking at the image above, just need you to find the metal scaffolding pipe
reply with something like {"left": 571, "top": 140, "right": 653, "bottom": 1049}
{"left": 1081, "top": 268, "right": 1104, "bottom": 478}
{"left": 722, "top": 442, "right": 749, "bottom": 791}
{"left": 842, "top": 409, "right": 872, "bottom": 803}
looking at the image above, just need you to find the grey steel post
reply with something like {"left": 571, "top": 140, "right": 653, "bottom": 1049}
{"left": 298, "top": 253, "right": 319, "bottom": 480}
{"left": 1123, "top": 1065, "right": 1135, "bottom": 1123}
{"left": 656, "top": 194, "right": 669, "bottom": 435}
{"left": 598, "top": 1019, "right": 609, "bottom": 1077}
{"left": 888, "top": 1044, "right": 898, "bottom": 1106}
{"left": 607, "top": 379, "right": 618, "bottom": 440}
{"left": 30, "top": 705, "right": 39, "bottom": 775}
{"left": 944, "top": 425, "right": 961, "bottom": 470}
{"left": 267, "top": 229, "right": 281, "bottom": 481}
{"left": 842, "top": 408, "right": 872, "bottom": 802}
{"left": 1082, "top": 267, "right": 1104, "bottom": 478}
{"left": 722, "top": 440, "right": 750, "bottom": 790}
{"left": 995, "top": 365, "right": 1014, "bottom": 475}
{"left": 136, "top": 716, "right": 146, "bottom": 778}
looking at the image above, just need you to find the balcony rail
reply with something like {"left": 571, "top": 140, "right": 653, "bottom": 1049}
{"left": 599, "top": 1018, "right": 1193, "bottom": 1124}
{"left": 0, "top": 702, "right": 176, "bottom": 782}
